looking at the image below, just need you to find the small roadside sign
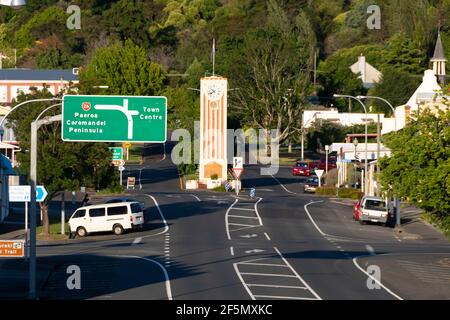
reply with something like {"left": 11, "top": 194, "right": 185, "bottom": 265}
{"left": 118, "top": 166, "right": 125, "bottom": 172}
{"left": 123, "top": 142, "right": 132, "bottom": 149}
{"left": 250, "top": 188, "right": 256, "bottom": 198}
{"left": 36, "top": 186, "right": 48, "bottom": 202}
{"left": 225, "top": 181, "right": 230, "bottom": 192}
{"left": 232, "top": 168, "right": 244, "bottom": 180}
{"left": 112, "top": 159, "right": 126, "bottom": 167}
{"left": 314, "top": 169, "right": 324, "bottom": 187}
{"left": 9, "top": 186, "right": 31, "bottom": 202}
{"left": 127, "top": 177, "right": 136, "bottom": 189}
{"left": 233, "top": 157, "right": 243, "bottom": 169}
{"left": 0, "top": 240, "right": 25, "bottom": 257}
{"left": 109, "top": 147, "right": 123, "bottom": 161}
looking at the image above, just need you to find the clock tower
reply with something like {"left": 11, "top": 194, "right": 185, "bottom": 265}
{"left": 199, "top": 76, "right": 228, "bottom": 184}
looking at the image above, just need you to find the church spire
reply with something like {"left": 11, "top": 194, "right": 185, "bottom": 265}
{"left": 431, "top": 32, "right": 447, "bottom": 85}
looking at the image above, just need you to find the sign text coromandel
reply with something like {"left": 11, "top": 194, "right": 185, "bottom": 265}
{"left": 62, "top": 95, "right": 167, "bottom": 143}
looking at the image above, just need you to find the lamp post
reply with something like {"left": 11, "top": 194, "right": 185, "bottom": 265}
{"left": 356, "top": 95, "right": 397, "bottom": 131}
{"left": 333, "top": 94, "right": 368, "bottom": 195}
{"left": 325, "top": 145, "right": 329, "bottom": 174}
{"left": 353, "top": 138, "right": 358, "bottom": 189}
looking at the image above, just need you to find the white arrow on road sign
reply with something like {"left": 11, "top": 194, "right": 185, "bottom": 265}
{"left": 118, "top": 166, "right": 125, "bottom": 171}
{"left": 245, "top": 249, "right": 265, "bottom": 254}
{"left": 241, "top": 234, "right": 258, "bottom": 239}
{"left": 36, "top": 185, "right": 48, "bottom": 202}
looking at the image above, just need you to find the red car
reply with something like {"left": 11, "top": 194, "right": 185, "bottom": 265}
{"left": 353, "top": 198, "right": 362, "bottom": 221}
{"left": 292, "top": 162, "right": 311, "bottom": 176}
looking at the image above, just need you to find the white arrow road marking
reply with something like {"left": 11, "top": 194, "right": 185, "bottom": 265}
{"left": 132, "top": 237, "right": 142, "bottom": 245}
{"left": 245, "top": 249, "right": 265, "bottom": 254}
{"left": 241, "top": 234, "right": 258, "bottom": 238}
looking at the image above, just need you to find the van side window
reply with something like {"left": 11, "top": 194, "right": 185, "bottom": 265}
{"left": 107, "top": 205, "right": 128, "bottom": 216}
{"left": 72, "top": 209, "right": 85, "bottom": 219}
{"left": 131, "top": 203, "right": 141, "bottom": 213}
{"left": 89, "top": 208, "right": 106, "bottom": 217}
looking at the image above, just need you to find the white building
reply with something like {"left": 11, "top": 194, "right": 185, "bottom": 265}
{"left": 303, "top": 109, "right": 384, "bottom": 129}
{"left": 350, "top": 54, "right": 382, "bottom": 89}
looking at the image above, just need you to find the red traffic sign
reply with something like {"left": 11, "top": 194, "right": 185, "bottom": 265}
{"left": 232, "top": 168, "right": 244, "bottom": 180}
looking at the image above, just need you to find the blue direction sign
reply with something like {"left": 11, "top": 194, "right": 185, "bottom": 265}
{"left": 36, "top": 185, "right": 48, "bottom": 202}
{"left": 250, "top": 188, "right": 256, "bottom": 198}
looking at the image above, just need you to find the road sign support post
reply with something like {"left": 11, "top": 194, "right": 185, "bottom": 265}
{"left": 24, "top": 202, "right": 28, "bottom": 260}
{"left": 61, "top": 192, "right": 65, "bottom": 235}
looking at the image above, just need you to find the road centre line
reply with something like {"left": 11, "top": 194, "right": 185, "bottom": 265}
{"left": 270, "top": 174, "right": 296, "bottom": 194}
{"left": 230, "top": 246, "right": 235, "bottom": 256}
{"left": 273, "top": 247, "right": 322, "bottom": 300}
{"left": 264, "top": 232, "right": 271, "bottom": 241}
{"left": 304, "top": 201, "right": 328, "bottom": 237}
{"left": 352, "top": 257, "right": 403, "bottom": 300}
{"left": 132, "top": 237, "right": 142, "bottom": 245}
{"left": 114, "top": 255, "right": 172, "bottom": 300}
{"left": 189, "top": 194, "right": 201, "bottom": 202}
{"left": 365, "top": 245, "right": 376, "bottom": 255}
{"left": 144, "top": 194, "right": 169, "bottom": 236}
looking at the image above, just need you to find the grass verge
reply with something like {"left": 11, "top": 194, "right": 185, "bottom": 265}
{"left": 421, "top": 212, "right": 450, "bottom": 238}
{"left": 37, "top": 217, "right": 69, "bottom": 240}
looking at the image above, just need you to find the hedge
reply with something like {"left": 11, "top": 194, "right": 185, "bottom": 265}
{"left": 316, "top": 186, "right": 362, "bottom": 200}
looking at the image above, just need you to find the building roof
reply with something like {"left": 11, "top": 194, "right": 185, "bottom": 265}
{"left": 431, "top": 33, "right": 447, "bottom": 61}
{"left": 0, "top": 69, "right": 78, "bottom": 81}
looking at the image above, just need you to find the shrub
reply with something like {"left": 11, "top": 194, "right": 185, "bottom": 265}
{"left": 210, "top": 173, "right": 219, "bottom": 180}
{"left": 315, "top": 187, "right": 362, "bottom": 200}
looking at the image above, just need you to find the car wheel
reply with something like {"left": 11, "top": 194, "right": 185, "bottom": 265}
{"left": 113, "top": 224, "right": 124, "bottom": 235}
{"left": 76, "top": 227, "right": 87, "bottom": 237}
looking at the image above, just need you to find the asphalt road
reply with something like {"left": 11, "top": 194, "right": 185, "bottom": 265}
{"left": 18, "top": 142, "right": 450, "bottom": 300}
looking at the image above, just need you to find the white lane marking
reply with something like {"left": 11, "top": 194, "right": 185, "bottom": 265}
{"left": 144, "top": 194, "right": 169, "bottom": 235}
{"left": 240, "top": 272, "right": 298, "bottom": 278}
{"left": 304, "top": 200, "right": 327, "bottom": 237}
{"left": 189, "top": 194, "right": 201, "bottom": 202}
{"left": 270, "top": 174, "right": 296, "bottom": 194}
{"left": 228, "top": 215, "right": 259, "bottom": 219}
{"left": 132, "top": 237, "right": 142, "bottom": 245}
{"left": 225, "top": 198, "right": 239, "bottom": 240}
{"left": 234, "top": 263, "right": 256, "bottom": 300}
{"left": 115, "top": 255, "right": 172, "bottom": 300}
{"left": 244, "top": 249, "right": 265, "bottom": 254}
{"left": 239, "top": 262, "right": 288, "bottom": 267}
{"left": 365, "top": 245, "right": 376, "bottom": 256}
{"left": 231, "top": 208, "right": 255, "bottom": 211}
{"left": 253, "top": 295, "right": 317, "bottom": 300}
{"left": 253, "top": 197, "right": 263, "bottom": 226}
{"left": 230, "top": 246, "right": 235, "bottom": 256}
{"left": 228, "top": 223, "right": 257, "bottom": 227}
{"left": 247, "top": 284, "right": 307, "bottom": 289}
{"left": 264, "top": 232, "right": 271, "bottom": 241}
{"left": 273, "top": 247, "right": 322, "bottom": 300}
{"left": 352, "top": 257, "right": 403, "bottom": 300}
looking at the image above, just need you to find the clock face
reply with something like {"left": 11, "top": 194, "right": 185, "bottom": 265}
{"left": 206, "top": 83, "right": 223, "bottom": 101}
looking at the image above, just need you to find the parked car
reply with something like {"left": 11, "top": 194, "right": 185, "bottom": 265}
{"left": 318, "top": 157, "right": 337, "bottom": 170}
{"left": 355, "top": 196, "right": 394, "bottom": 226}
{"left": 292, "top": 162, "right": 311, "bottom": 176}
{"left": 69, "top": 202, "right": 144, "bottom": 237}
{"left": 105, "top": 197, "right": 145, "bottom": 211}
{"left": 308, "top": 160, "right": 321, "bottom": 171}
{"left": 303, "top": 176, "right": 320, "bottom": 193}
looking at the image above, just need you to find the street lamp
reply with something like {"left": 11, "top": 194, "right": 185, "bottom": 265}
{"left": 356, "top": 95, "right": 397, "bottom": 131}
{"left": 333, "top": 94, "right": 368, "bottom": 195}
{"left": 325, "top": 145, "right": 329, "bottom": 173}
{"left": 353, "top": 138, "right": 358, "bottom": 189}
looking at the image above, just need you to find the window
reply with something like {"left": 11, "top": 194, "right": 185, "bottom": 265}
{"left": 296, "top": 163, "right": 308, "bottom": 168}
{"left": 131, "top": 203, "right": 142, "bottom": 213}
{"left": 89, "top": 208, "right": 105, "bottom": 217}
{"left": 107, "top": 205, "right": 128, "bottom": 216}
{"left": 365, "top": 199, "right": 386, "bottom": 211}
{"left": 72, "top": 209, "right": 85, "bottom": 219}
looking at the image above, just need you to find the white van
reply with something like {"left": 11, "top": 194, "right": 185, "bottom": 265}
{"left": 69, "top": 202, "right": 144, "bottom": 237}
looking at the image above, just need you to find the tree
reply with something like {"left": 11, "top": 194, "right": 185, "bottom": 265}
{"left": 384, "top": 32, "right": 427, "bottom": 74}
{"left": 7, "top": 88, "right": 119, "bottom": 234}
{"left": 369, "top": 67, "right": 421, "bottom": 114}
{"left": 233, "top": 0, "right": 316, "bottom": 146}
{"left": 79, "top": 40, "right": 166, "bottom": 96}
{"left": 379, "top": 107, "right": 450, "bottom": 219}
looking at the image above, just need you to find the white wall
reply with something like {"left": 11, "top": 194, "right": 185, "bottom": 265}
{"left": 303, "top": 110, "right": 384, "bottom": 129}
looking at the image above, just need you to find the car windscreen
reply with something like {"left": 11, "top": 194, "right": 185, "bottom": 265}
{"left": 364, "top": 199, "right": 386, "bottom": 211}
{"left": 107, "top": 205, "right": 128, "bottom": 216}
{"left": 71, "top": 209, "right": 85, "bottom": 219}
{"left": 131, "top": 203, "right": 142, "bottom": 213}
{"left": 296, "top": 163, "right": 308, "bottom": 167}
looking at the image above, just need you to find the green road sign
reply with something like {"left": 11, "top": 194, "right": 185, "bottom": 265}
{"left": 109, "top": 147, "right": 123, "bottom": 161}
{"left": 62, "top": 95, "right": 167, "bottom": 142}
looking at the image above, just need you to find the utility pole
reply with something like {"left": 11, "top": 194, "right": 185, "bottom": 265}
{"left": 376, "top": 114, "right": 381, "bottom": 196}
